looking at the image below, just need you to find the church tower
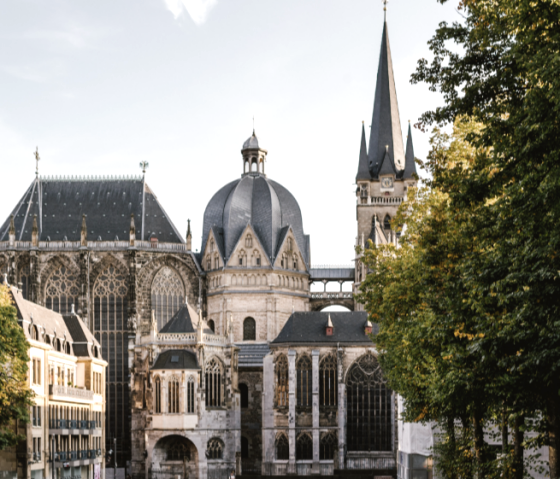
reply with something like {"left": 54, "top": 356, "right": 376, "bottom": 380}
{"left": 354, "top": 17, "right": 418, "bottom": 308}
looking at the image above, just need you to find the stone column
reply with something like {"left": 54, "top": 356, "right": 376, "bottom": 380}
{"left": 337, "top": 349, "right": 345, "bottom": 470}
{"left": 288, "top": 349, "right": 296, "bottom": 474}
{"left": 312, "top": 350, "right": 320, "bottom": 473}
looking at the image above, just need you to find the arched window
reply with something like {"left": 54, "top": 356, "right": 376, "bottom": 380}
{"left": 45, "top": 266, "right": 79, "bottom": 314}
{"left": 296, "top": 356, "right": 312, "bottom": 409}
{"left": 205, "top": 358, "right": 224, "bottom": 407}
{"left": 30, "top": 325, "right": 39, "bottom": 340}
{"left": 276, "top": 434, "right": 289, "bottom": 460}
{"left": 243, "top": 317, "right": 256, "bottom": 341}
{"left": 296, "top": 433, "right": 312, "bottom": 461}
{"left": 214, "top": 254, "right": 219, "bottom": 269}
{"left": 292, "top": 255, "right": 298, "bottom": 270}
{"left": 320, "top": 432, "right": 337, "bottom": 460}
{"left": 168, "top": 377, "right": 180, "bottom": 413}
{"left": 18, "top": 263, "right": 31, "bottom": 300}
{"left": 154, "top": 377, "right": 161, "bottom": 413}
{"left": 168, "top": 442, "right": 191, "bottom": 461}
{"left": 287, "top": 238, "right": 293, "bottom": 251}
{"left": 346, "top": 354, "right": 392, "bottom": 452}
{"left": 206, "top": 257, "right": 211, "bottom": 270}
{"left": 320, "top": 355, "right": 337, "bottom": 408}
{"left": 186, "top": 377, "right": 195, "bottom": 413}
{"left": 245, "top": 235, "right": 253, "bottom": 248}
{"left": 241, "top": 437, "right": 249, "bottom": 458}
{"left": 251, "top": 159, "right": 257, "bottom": 173}
{"left": 151, "top": 267, "right": 184, "bottom": 331}
{"left": 384, "top": 215, "right": 391, "bottom": 230}
{"left": 240, "top": 383, "right": 249, "bottom": 408}
{"left": 275, "top": 355, "right": 288, "bottom": 407}
{"left": 207, "top": 438, "right": 223, "bottom": 459}
{"left": 208, "top": 319, "right": 215, "bottom": 333}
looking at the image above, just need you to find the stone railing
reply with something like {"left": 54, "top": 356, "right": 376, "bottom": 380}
{"left": 0, "top": 240, "right": 189, "bottom": 253}
{"left": 49, "top": 385, "right": 94, "bottom": 401}
{"left": 157, "top": 332, "right": 197, "bottom": 343}
{"left": 310, "top": 292, "right": 353, "bottom": 300}
{"left": 203, "top": 334, "right": 227, "bottom": 345}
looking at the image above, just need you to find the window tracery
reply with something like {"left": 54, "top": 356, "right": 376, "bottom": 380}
{"left": 296, "top": 433, "right": 312, "bottom": 461}
{"left": 207, "top": 438, "right": 223, "bottom": 460}
{"left": 45, "top": 266, "right": 79, "bottom": 314}
{"left": 168, "top": 442, "right": 191, "bottom": 461}
{"left": 205, "top": 357, "right": 224, "bottom": 407}
{"left": 275, "top": 355, "right": 288, "bottom": 407}
{"left": 276, "top": 434, "right": 289, "bottom": 460}
{"left": 320, "top": 432, "right": 337, "bottom": 460}
{"left": 346, "top": 354, "right": 392, "bottom": 452}
{"left": 296, "top": 355, "right": 312, "bottom": 409}
{"left": 168, "top": 376, "right": 180, "bottom": 413}
{"left": 186, "top": 376, "right": 195, "bottom": 413}
{"left": 320, "top": 355, "right": 337, "bottom": 408}
{"left": 154, "top": 376, "right": 161, "bottom": 413}
{"left": 243, "top": 317, "right": 256, "bottom": 341}
{"left": 151, "top": 267, "right": 184, "bottom": 331}
{"left": 18, "top": 263, "right": 31, "bottom": 300}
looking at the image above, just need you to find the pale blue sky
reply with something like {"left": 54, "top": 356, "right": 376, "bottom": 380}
{"left": 0, "top": 0, "right": 459, "bottom": 264}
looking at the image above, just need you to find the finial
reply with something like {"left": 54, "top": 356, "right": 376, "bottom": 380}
{"left": 186, "top": 219, "right": 192, "bottom": 251}
{"left": 34, "top": 147, "right": 40, "bottom": 177}
{"left": 252, "top": 116, "right": 255, "bottom": 135}
{"left": 139, "top": 161, "right": 149, "bottom": 176}
{"left": 382, "top": 0, "right": 388, "bottom": 19}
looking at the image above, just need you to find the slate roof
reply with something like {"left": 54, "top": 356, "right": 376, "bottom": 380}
{"left": 356, "top": 122, "right": 369, "bottom": 180}
{"left": 403, "top": 122, "right": 417, "bottom": 179}
{"left": 236, "top": 343, "right": 271, "bottom": 368}
{"left": 0, "top": 177, "right": 183, "bottom": 243}
{"left": 201, "top": 174, "right": 310, "bottom": 266}
{"left": 357, "top": 21, "right": 406, "bottom": 181}
{"left": 242, "top": 131, "right": 261, "bottom": 150}
{"left": 272, "top": 312, "right": 377, "bottom": 344}
{"left": 10, "top": 286, "right": 101, "bottom": 358}
{"left": 159, "top": 303, "right": 200, "bottom": 333}
{"left": 152, "top": 350, "right": 200, "bottom": 370}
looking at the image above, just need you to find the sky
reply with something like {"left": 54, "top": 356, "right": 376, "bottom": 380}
{"left": 0, "top": 0, "right": 460, "bottom": 266}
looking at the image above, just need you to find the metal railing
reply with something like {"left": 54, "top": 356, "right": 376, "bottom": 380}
{"left": 49, "top": 385, "right": 95, "bottom": 401}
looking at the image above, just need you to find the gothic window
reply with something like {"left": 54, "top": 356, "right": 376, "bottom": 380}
{"left": 320, "top": 432, "right": 337, "bottom": 460}
{"left": 207, "top": 319, "right": 215, "bottom": 333}
{"left": 151, "top": 267, "right": 184, "bottom": 331}
{"left": 292, "top": 255, "right": 298, "bottom": 270}
{"left": 241, "top": 437, "right": 249, "bottom": 458}
{"left": 296, "top": 433, "right": 312, "bottom": 461}
{"left": 287, "top": 238, "right": 293, "bottom": 251}
{"left": 320, "top": 355, "right": 337, "bottom": 408}
{"left": 186, "top": 377, "right": 195, "bottom": 413}
{"left": 256, "top": 256, "right": 261, "bottom": 266}
{"left": 18, "top": 263, "right": 31, "bottom": 300}
{"left": 154, "top": 377, "right": 161, "bottom": 413}
{"left": 168, "top": 377, "right": 180, "bottom": 413}
{"left": 206, "top": 257, "right": 211, "bottom": 270}
{"left": 205, "top": 357, "right": 224, "bottom": 407}
{"left": 346, "top": 354, "right": 392, "bottom": 452}
{"left": 296, "top": 356, "right": 312, "bottom": 409}
{"left": 240, "top": 383, "right": 249, "bottom": 408}
{"left": 168, "top": 442, "right": 190, "bottom": 461}
{"left": 276, "top": 434, "right": 289, "bottom": 460}
{"left": 45, "top": 266, "right": 79, "bottom": 314}
{"left": 275, "top": 354, "right": 288, "bottom": 407}
{"left": 243, "top": 317, "right": 256, "bottom": 341}
{"left": 384, "top": 214, "right": 391, "bottom": 230}
{"left": 214, "top": 254, "right": 219, "bottom": 269}
{"left": 245, "top": 235, "right": 253, "bottom": 248}
{"left": 207, "top": 438, "right": 223, "bottom": 460}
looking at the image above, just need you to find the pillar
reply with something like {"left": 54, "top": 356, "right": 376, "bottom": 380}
{"left": 312, "top": 350, "right": 320, "bottom": 473}
{"left": 288, "top": 350, "right": 296, "bottom": 474}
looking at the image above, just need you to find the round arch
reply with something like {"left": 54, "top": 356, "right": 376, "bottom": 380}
{"left": 152, "top": 435, "right": 199, "bottom": 479}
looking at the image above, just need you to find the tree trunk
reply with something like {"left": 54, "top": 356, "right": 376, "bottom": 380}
{"left": 473, "top": 410, "right": 484, "bottom": 476}
{"left": 512, "top": 414, "right": 524, "bottom": 479}
{"left": 548, "top": 396, "right": 560, "bottom": 479}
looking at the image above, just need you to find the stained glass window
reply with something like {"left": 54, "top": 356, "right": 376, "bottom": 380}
{"left": 320, "top": 355, "right": 337, "bottom": 408}
{"left": 205, "top": 358, "right": 224, "bottom": 407}
{"left": 45, "top": 266, "right": 79, "bottom": 314}
{"left": 151, "top": 267, "right": 184, "bottom": 331}
{"left": 296, "top": 356, "right": 312, "bottom": 409}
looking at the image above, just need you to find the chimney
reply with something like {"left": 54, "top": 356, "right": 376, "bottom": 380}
{"left": 186, "top": 219, "right": 192, "bottom": 251}
{"left": 32, "top": 215, "right": 39, "bottom": 247}
{"left": 365, "top": 319, "right": 372, "bottom": 335}
{"left": 129, "top": 214, "right": 136, "bottom": 247}
{"left": 80, "top": 214, "right": 88, "bottom": 247}
{"left": 326, "top": 314, "right": 334, "bottom": 336}
{"left": 9, "top": 215, "right": 15, "bottom": 246}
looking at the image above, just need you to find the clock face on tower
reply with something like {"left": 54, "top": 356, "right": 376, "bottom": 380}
{"left": 381, "top": 177, "right": 394, "bottom": 189}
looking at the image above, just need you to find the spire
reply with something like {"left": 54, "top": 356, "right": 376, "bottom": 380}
{"left": 367, "top": 20, "right": 405, "bottom": 179}
{"left": 403, "top": 121, "right": 417, "bottom": 179}
{"left": 32, "top": 215, "right": 39, "bottom": 247}
{"left": 186, "top": 219, "right": 192, "bottom": 251}
{"left": 356, "top": 121, "right": 369, "bottom": 181}
{"left": 80, "top": 214, "right": 88, "bottom": 247}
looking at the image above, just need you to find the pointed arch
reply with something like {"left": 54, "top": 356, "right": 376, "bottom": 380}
{"left": 151, "top": 266, "right": 184, "bottom": 331}
{"left": 275, "top": 433, "right": 289, "bottom": 460}
{"left": 296, "top": 433, "right": 312, "bottom": 461}
{"left": 319, "top": 354, "right": 337, "bottom": 408}
{"left": 275, "top": 354, "right": 289, "bottom": 407}
{"left": 296, "top": 355, "right": 312, "bottom": 408}
{"left": 205, "top": 357, "right": 224, "bottom": 407}
{"left": 44, "top": 263, "right": 79, "bottom": 314}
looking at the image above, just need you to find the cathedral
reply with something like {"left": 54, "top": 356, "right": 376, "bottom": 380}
{"left": 0, "top": 16, "right": 429, "bottom": 479}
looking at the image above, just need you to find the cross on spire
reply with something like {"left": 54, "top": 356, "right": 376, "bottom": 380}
{"left": 34, "top": 147, "right": 40, "bottom": 177}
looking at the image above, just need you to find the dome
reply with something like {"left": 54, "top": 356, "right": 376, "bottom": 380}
{"left": 201, "top": 174, "right": 309, "bottom": 266}
{"left": 242, "top": 131, "right": 260, "bottom": 150}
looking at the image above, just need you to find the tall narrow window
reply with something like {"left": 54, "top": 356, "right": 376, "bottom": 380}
{"left": 168, "top": 377, "right": 180, "bottom": 413}
{"left": 186, "top": 377, "right": 195, "bottom": 413}
{"left": 296, "top": 356, "right": 312, "bottom": 408}
{"left": 19, "top": 263, "right": 31, "bottom": 300}
{"left": 205, "top": 358, "right": 224, "bottom": 407}
{"left": 207, "top": 438, "right": 223, "bottom": 459}
{"left": 151, "top": 267, "right": 184, "bottom": 331}
{"left": 243, "top": 317, "right": 256, "bottom": 341}
{"left": 276, "top": 434, "right": 289, "bottom": 460}
{"left": 384, "top": 214, "right": 391, "bottom": 230}
{"left": 240, "top": 383, "right": 249, "bottom": 408}
{"left": 319, "top": 355, "right": 337, "bottom": 408}
{"left": 296, "top": 433, "right": 312, "bottom": 461}
{"left": 45, "top": 266, "right": 79, "bottom": 314}
{"left": 208, "top": 319, "right": 215, "bottom": 333}
{"left": 320, "top": 432, "right": 337, "bottom": 460}
{"left": 154, "top": 377, "right": 161, "bottom": 413}
{"left": 346, "top": 354, "right": 392, "bottom": 452}
{"left": 241, "top": 437, "right": 249, "bottom": 458}
{"left": 275, "top": 355, "right": 288, "bottom": 407}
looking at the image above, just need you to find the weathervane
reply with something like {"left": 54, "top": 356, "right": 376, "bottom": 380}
{"left": 34, "top": 147, "right": 40, "bottom": 177}
{"left": 139, "top": 161, "right": 149, "bottom": 176}
{"left": 382, "top": 0, "right": 388, "bottom": 20}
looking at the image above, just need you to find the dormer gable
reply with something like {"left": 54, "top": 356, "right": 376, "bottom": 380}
{"left": 226, "top": 224, "right": 271, "bottom": 268}
{"left": 274, "top": 226, "right": 307, "bottom": 272}
{"left": 203, "top": 228, "right": 225, "bottom": 271}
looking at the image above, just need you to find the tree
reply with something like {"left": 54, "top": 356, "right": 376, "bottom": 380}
{"left": 409, "top": 1, "right": 560, "bottom": 476}
{"left": 0, "top": 284, "right": 33, "bottom": 449}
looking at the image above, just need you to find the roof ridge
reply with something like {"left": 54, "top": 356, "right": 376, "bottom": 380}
{"left": 39, "top": 175, "right": 143, "bottom": 181}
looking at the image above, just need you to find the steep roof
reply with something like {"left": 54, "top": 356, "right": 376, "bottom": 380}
{"left": 403, "top": 122, "right": 417, "bottom": 179}
{"left": 152, "top": 350, "right": 200, "bottom": 370}
{"left": 365, "top": 21, "right": 406, "bottom": 179}
{"left": 356, "top": 122, "right": 370, "bottom": 181}
{"left": 272, "top": 311, "right": 377, "bottom": 345}
{"left": 0, "top": 176, "right": 183, "bottom": 243}
{"left": 159, "top": 303, "right": 200, "bottom": 333}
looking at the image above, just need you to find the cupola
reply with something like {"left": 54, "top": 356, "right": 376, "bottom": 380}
{"left": 241, "top": 130, "right": 268, "bottom": 176}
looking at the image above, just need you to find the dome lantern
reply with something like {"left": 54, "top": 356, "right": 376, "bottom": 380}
{"left": 241, "top": 130, "right": 268, "bottom": 176}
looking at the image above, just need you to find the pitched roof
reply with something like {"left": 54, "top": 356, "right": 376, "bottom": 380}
{"left": 272, "top": 312, "right": 377, "bottom": 345}
{"left": 159, "top": 303, "right": 200, "bottom": 333}
{"left": 356, "top": 122, "right": 370, "bottom": 181}
{"left": 0, "top": 177, "right": 183, "bottom": 243}
{"left": 367, "top": 21, "right": 406, "bottom": 179}
{"left": 403, "top": 121, "right": 417, "bottom": 179}
{"left": 236, "top": 343, "right": 271, "bottom": 368}
{"left": 152, "top": 349, "right": 200, "bottom": 370}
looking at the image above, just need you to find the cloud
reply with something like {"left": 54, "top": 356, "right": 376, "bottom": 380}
{"left": 162, "top": 0, "right": 217, "bottom": 24}
{"left": 2, "top": 58, "right": 66, "bottom": 83}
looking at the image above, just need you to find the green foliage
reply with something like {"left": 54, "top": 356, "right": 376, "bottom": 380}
{"left": 0, "top": 285, "right": 33, "bottom": 450}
